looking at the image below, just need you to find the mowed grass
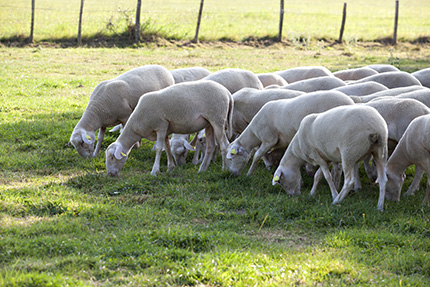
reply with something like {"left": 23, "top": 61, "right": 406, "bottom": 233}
{"left": 0, "top": 0, "right": 429, "bottom": 43}
{"left": 1, "top": 43, "right": 430, "bottom": 286}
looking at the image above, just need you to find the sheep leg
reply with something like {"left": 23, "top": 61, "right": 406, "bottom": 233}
{"left": 199, "top": 126, "right": 215, "bottom": 172}
{"left": 333, "top": 166, "right": 356, "bottom": 205}
{"left": 363, "top": 155, "right": 377, "bottom": 183}
{"left": 319, "top": 163, "right": 339, "bottom": 200}
{"left": 93, "top": 127, "right": 106, "bottom": 158}
{"left": 331, "top": 162, "right": 343, "bottom": 190}
{"left": 150, "top": 132, "right": 166, "bottom": 176}
{"left": 353, "top": 162, "right": 362, "bottom": 192}
{"left": 373, "top": 154, "right": 387, "bottom": 211}
{"left": 164, "top": 135, "right": 175, "bottom": 172}
{"left": 310, "top": 167, "right": 323, "bottom": 196}
{"left": 405, "top": 166, "right": 424, "bottom": 196}
{"left": 213, "top": 124, "right": 229, "bottom": 171}
{"left": 247, "top": 141, "right": 276, "bottom": 176}
{"left": 423, "top": 180, "right": 430, "bottom": 206}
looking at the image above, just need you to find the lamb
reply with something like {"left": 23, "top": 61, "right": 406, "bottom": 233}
{"left": 170, "top": 133, "right": 194, "bottom": 166}
{"left": 105, "top": 80, "right": 233, "bottom": 177}
{"left": 170, "top": 67, "right": 211, "bottom": 83}
{"left": 412, "top": 68, "right": 430, "bottom": 88}
{"left": 365, "top": 64, "right": 400, "bottom": 73}
{"left": 275, "top": 66, "right": 333, "bottom": 83}
{"left": 225, "top": 91, "right": 355, "bottom": 176}
{"left": 351, "top": 85, "right": 425, "bottom": 103}
{"left": 257, "top": 73, "right": 288, "bottom": 87}
{"left": 333, "top": 67, "right": 378, "bottom": 81}
{"left": 272, "top": 105, "right": 388, "bottom": 211}
{"left": 352, "top": 71, "right": 422, "bottom": 89}
{"left": 385, "top": 114, "right": 430, "bottom": 205}
{"left": 203, "top": 68, "right": 264, "bottom": 94}
{"left": 334, "top": 81, "right": 388, "bottom": 96}
{"left": 232, "top": 88, "right": 304, "bottom": 136}
{"left": 69, "top": 65, "right": 175, "bottom": 158}
{"left": 281, "top": 76, "right": 346, "bottom": 93}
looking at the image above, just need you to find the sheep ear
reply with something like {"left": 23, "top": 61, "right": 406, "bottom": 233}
{"left": 184, "top": 140, "right": 195, "bottom": 151}
{"left": 272, "top": 170, "right": 282, "bottom": 185}
{"left": 114, "top": 146, "right": 126, "bottom": 160}
{"left": 82, "top": 132, "right": 93, "bottom": 145}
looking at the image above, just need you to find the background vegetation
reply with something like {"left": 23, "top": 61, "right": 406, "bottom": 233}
{"left": 1, "top": 1, "right": 430, "bottom": 286}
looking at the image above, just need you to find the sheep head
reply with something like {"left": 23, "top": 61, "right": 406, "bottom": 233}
{"left": 171, "top": 136, "right": 195, "bottom": 166}
{"left": 385, "top": 170, "right": 405, "bottom": 201}
{"left": 225, "top": 142, "right": 250, "bottom": 176}
{"left": 272, "top": 166, "right": 301, "bottom": 196}
{"left": 69, "top": 129, "right": 95, "bottom": 158}
{"left": 105, "top": 142, "right": 128, "bottom": 177}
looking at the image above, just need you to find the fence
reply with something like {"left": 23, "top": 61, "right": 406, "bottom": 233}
{"left": 0, "top": 0, "right": 427, "bottom": 45}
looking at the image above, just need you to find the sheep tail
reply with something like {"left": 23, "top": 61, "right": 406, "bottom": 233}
{"left": 369, "top": 133, "right": 388, "bottom": 160}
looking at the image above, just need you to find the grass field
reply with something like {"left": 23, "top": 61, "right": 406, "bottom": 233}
{"left": 1, "top": 42, "right": 430, "bottom": 286}
{"left": 0, "top": 0, "right": 429, "bottom": 44}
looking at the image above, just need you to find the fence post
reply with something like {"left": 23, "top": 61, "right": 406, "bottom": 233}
{"left": 337, "top": 2, "right": 347, "bottom": 43}
{"left": 77, "top": 0, "right": 85, "bottom": 45}
{"left": 278, "top": 0, "right": 284, "bottom": 42}
{"left": 135, "top": 0, "right": 142, "bottom": 43}
{"left": 29, "top": 0, "right": 35, "bottom": 43}
{"left": 193, "top": 0, "right": 205, "bottom": 43}
{"left": 392, "top": 0, "right": 399, "bottom": 45}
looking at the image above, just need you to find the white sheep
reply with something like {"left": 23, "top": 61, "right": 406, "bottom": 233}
{"left": 170, "top": 67, "right": 211, "bottom": 83}
{"left": 281, "top": 76, "right": 346, "bottom": 93}
{"left": 395, "top": 88, "right": 430, "bottom": 108}
{"left": 385, "top": 114, "right": 430, "bottom": 205}
{"left": 105, "top": 80, "right": 233, "bottom": 177}
{"left": 365, "top": 64, "right": 400, "bottom": 73}
{"left": 69, "top": 65, "right": 174, "bottom": 158}
{"left": 203, "top": 68, "right": 263, "bottom": 94}
{"left": 334, "top": 81, "right": 388, "bottom": 96}
{"left": 232, "top": 88, "right": 304, "bottom": 136}
{"left": 257, "top": 73, "right": 288, "bottom": 87}
{"left": 275, "top": 66, "right": 333, "bottom": 83}
{"left": 351, "top": 85, "right": 425, "bottom": 103}
{"left": 352, "top": 71, "right": 422, "bottom": 89}
{"left": 412, "top": 68, "right": 430, "bottom": 88}
{"left": 272, "top": 105, "right": 388, "bottom": 211}
{"left": 225, "top": 91, "right": 355, "bottom": 176}
{"left": 333, "top": 67, "right": 378, "bottom": 81}
{"left": 170, "top": 133, "right": 194, "bottom": 166}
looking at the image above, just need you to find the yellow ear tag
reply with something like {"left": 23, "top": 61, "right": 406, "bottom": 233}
{"left": 202, "top": 133, "right": 206, "bottom": 138}
{"left": 273, "top": 175, "right": 280, "bottom": 182}
{"left": 230, "top": 148, "right": 237, "bottom": 155}
{"left": 86, "top": 135, "right": 91, "bottom": 140}
{"left": 120, "top": 152, "right": 126, "bottom": 157}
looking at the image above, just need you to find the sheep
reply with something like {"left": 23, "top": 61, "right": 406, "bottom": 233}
{"left": 352, "top": 71, "right": 422, "bottom": 89}
{"left": 275, "top": 66, "right": 333, "bottom": 83}
{"left": 257, "top": 73, "right": 288, "bottom": 87}
{"left": 170, "top": 67, "right": 211, "bottom": 83}
{"left": 412, "top": 68, "right": 430, "bottom": 88}
{"left": 225, "top": 91, "right": 355, "bottom": 176}
{"left": 203, "top": 68, "right": 264, "bottom": 94}
{"left": 232, "top": 88, "right": 304, "bottom": 136}
{"left": 385, "top": 114, "right": 430, "bottom": 205}
{"left": 170, "top": 133, "right": 194, "bottom": 166}
{"left": 333, "top": 67, "right": 378, "bottom": 81}
{"left": 105, "top": 80, "right": 233, "bottom": 177}
{"left": 395, "top": 88, "right": 430, "bottom": 108}
{"left": 69, "top": 65, "right": 175, "bottom": 158}
{"left": 334, "top": 81, "right": 388, "bottom": 96}
{"left": 281, "top": 76, "right": 346, "bottom": 93}
{"left": 351, "top": 85, "right": 425, "bottom": 103}
{"left": 365, "top": 64, "right": 400, "bottom": 73}
{"left": 272, "top": 105, "right": 388, "bottom": 211}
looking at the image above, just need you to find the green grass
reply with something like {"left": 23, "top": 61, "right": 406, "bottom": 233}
{"left": 1, "top": 43, "right": 430, "bottom": 286}
{"left": 0, "top": 0, "right": 429, "bottom": 44}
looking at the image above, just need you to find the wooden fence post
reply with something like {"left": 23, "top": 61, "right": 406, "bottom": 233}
{"left": 135, "top": 0, "right": 142, "bottom": 43}
{"left": 338, "top": 2, "right": 347, "bottom": 43}
{"left": 77, "top": 0, "right": 85, "bottom": 45}
{"left": 193, "top": 0, "right": 205, "bottom": 43}
{"left": 29, "top": 0, "right": 35, "bottom": 43}
{"left": 392, "top": 0, "right": 399, "bottom": 45}
{"left": 278, "top": 0, "right": 284, "bottom": 42}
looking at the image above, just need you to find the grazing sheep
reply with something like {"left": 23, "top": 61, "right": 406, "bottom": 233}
{"left": 225, "top": 91, "right": 354, "bottom": 176}
{"left": 232, "top": 88, "right": 304, "bottom": 136}
{"left": 170, "top": 133, "right": 194, "bottom": 166}
{"left": 352, "top": 71, "right": 422, "bottom": 89}
{"left": 69, "top": 65, "right": 174, "bottom": 158}
{"left": 333, "top": 67, "right": 378, "bottom": 81}
{"left": 272, "top": 105, "right": 388, "bottom": 211}
{"left": 395, "top": 88, "right": 430, "bottom": 108}
{"left": 170, "top": 67, "right": 211, "bottom": 83}
{"left": 203, "top": 68, "right": 263, "bottom": 94}
{"left": 281, "top": 76, "right": 346, "bottom": 93}
{"left": 257, "top": 73, "right": 288, "bottom": 87}
{"left": 365, "top": 64, "right": 400, "bottom": 73}
{"left": 412, "top": 68, "right": 430, "bottom": 88}
{"left": 105, "top": 80, "right": 233, "bottom": 177}
{"left": 334, "top": 81, "right": 388, "bottom": 96}
{"left": 351, "top": 85, "right": 425, "bottom": 103}
{"left": 275, "top": 66, "right": 333, "bottom": 83}
{"left": 386, "top": 114, "right": 430, "bottom": 205}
